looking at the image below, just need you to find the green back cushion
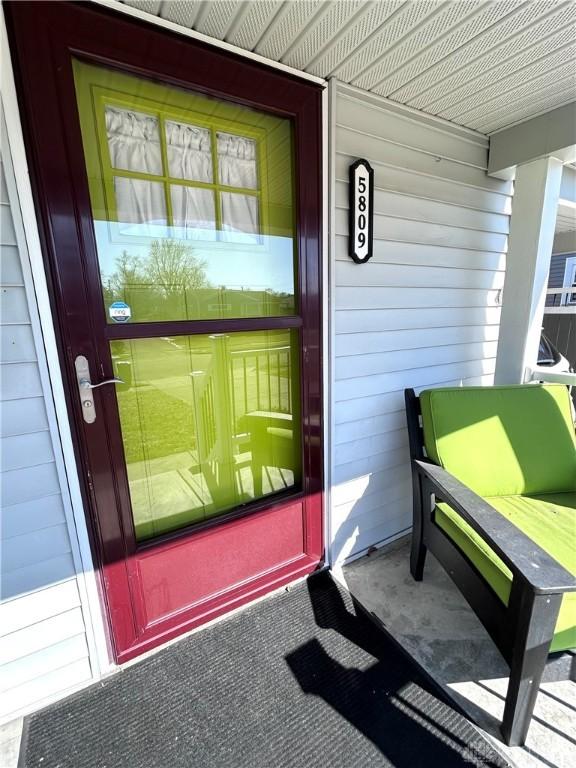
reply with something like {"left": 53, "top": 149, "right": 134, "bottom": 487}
{"left": 420, "top": 385, "right": 576, "bottom": 496}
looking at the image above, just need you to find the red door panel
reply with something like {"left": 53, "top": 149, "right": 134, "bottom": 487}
{"left": 138, "top": 499, "right": 308, "bottom": 625}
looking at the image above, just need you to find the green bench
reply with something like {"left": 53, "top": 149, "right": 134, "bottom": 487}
{"left": 404, "top": 384, "right": 576, "bottom": 746}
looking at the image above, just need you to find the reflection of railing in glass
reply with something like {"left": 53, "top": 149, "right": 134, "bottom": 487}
{"left": 546, "top": 286, "right": 576, "bottom": 307}
{"left": 230, "top": 344, "right": 293, "bottom": 420}
{"left": 112, "top": 331, "right": 300, "bottom": 540}
{"left": 191, "top": 335, "right": 296, "bottom": 507}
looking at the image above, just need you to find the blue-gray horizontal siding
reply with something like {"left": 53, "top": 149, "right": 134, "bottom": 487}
{"left": 546, "top": 252, "right": 574, "bottom": 306}
{"left": 331, "top": 84, "right": 512, "bottom": 565}
{"left": 0, "top": 149, "right": 92, "bottom": 720}
{"left": 0, "top": 158, "right": 75, "bottom": 601}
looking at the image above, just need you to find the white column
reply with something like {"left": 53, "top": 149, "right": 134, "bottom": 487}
{"left": 494, "top": 157, "right": 563, "bottom": 384}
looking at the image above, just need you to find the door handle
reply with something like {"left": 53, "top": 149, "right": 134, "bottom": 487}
{"left": 75, "top": 355, "right": 123, "bottom": 424}
{"left": 79, "top": 377, "right": 124, "bottom": 389}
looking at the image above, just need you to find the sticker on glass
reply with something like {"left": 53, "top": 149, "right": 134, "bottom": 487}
{"left": 109, "top": 301, "right": 131, "bottom": 323}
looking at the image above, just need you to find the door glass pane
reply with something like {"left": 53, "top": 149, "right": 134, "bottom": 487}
{"left": 111, "top": 330, "right": 301, "bottom": 541}
{"left": 73, "top": 59, "right": 297, "bottom": 321}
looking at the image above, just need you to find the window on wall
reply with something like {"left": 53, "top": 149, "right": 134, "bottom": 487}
{"left": 562, "top": 256, "right": 576, "bottom": 305}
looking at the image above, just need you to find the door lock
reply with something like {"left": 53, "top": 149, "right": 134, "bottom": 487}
{"left": 75, "top": 355, "right": 124, "bottom": 424}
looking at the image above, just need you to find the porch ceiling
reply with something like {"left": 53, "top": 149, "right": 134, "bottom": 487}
{"left": 119, "top": 0, "right": 576, "bottom": 135}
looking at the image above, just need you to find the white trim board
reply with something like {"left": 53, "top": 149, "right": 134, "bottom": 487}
{"left": 488, "top": 102, "right": 576, "bottom": 180}
{"left": 321, "top": 83, "right": 331, "bottom": 567}
{"left": 335, "top": 81, "right": 489, "bottom": 146}
{"left": 544, "top": 306, "right": 576, "bottom": 314}
{"left": 324, "top": 78, "right": 337, "bottom": 567}
{"left": 91, "top": 0, "right": 327, "bottom": 87}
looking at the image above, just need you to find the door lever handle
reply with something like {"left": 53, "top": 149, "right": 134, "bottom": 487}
{"left": 79, "top": 377, "right": 124, "bottom": 389}
{"left": 75, "top": 355, "right": 123, "bottom": 424}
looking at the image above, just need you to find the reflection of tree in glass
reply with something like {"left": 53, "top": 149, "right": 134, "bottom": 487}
{"left": 103, "top": 240, "right": 209, "bottom": 321}
{"left": 106, "top": 240, "right": 209, "bottom": 296}
{"left": 103, "top": 239, "right": 293, "bottom": 320}
{"left": 146, "top": 239, "right": 209, "bottom": 296}
{"left": 107, "top": 250, "right": 143, "bottom": 298}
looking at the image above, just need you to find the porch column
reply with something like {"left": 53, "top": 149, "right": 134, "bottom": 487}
{"left": 494, "top": 157, "right": 563, "bottom": 384}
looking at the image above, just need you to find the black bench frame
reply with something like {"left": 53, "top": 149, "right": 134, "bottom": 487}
{"left": 404, "top": 388, "right": 575, "bottom": 746}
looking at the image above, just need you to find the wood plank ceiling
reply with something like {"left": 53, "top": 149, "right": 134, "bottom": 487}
{"left": 120, "top": 0, "right": 576, "bottom": 135}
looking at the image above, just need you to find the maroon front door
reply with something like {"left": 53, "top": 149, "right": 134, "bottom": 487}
{"left": 7, "top": 1, "right": 323, "bottom": 663}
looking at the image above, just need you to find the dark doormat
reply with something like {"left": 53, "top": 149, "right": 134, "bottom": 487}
{"left": 20, "top": 572, "right": 509, "bottom": 768}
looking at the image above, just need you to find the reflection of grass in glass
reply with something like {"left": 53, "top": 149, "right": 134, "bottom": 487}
{"left": 114, "top": 350, "right": 293, "bottom": 464}
{"left": 110, "top": 331, "right": 299, "bottom": 541}
{"left": 117, "top": 387, "right": 196, "bottom": 464}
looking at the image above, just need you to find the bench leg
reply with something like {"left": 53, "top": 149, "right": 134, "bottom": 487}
{"left": 501, "top": 589, "right": 562, "bottom": 746}
{"left": 410, "top": 472, "right": 427, "bottom": 581}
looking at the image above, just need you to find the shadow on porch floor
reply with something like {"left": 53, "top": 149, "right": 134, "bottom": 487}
{"left": 341, "top": 537, "right": 575, "bottom": 768}
{"left": 18, "top": 572, "right": 507, "bottom": 768}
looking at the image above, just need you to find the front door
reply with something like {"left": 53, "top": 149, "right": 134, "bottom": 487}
{"left": 7, "top": 2, "right": 323, "bottom": 662}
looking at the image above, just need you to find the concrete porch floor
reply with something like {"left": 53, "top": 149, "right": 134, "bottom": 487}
{"left": 340, "top": 537, "right": 575, "bottom": 768}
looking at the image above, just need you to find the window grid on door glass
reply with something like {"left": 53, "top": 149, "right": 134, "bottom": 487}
{"left": 101, "top": 101, "right": 262, "bottom": 243}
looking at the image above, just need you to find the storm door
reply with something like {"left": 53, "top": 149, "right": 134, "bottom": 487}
{"left": 7, "top": 1, "right": 323, "bottom": 661}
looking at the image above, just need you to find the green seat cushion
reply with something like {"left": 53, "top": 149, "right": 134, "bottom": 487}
{"left": 420, "top": 384, "right": 576, "bottom": 496}
{"left": 435, "top": 493, "right": 576, "bottom": 652}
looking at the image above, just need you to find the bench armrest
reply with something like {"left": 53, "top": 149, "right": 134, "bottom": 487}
{"left": 414, "top": 459, "right": 576, "bottom": 595}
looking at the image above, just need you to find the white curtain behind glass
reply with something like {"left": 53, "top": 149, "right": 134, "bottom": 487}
{"left": 171, "top": 186, "right": 216, "bottom": 241}
{"left": 220, "top": 193, "right": 258, "bottom": 243}
{"left": 105, "top": 107, "right": 259, "bottom": 240}
{"left": 106, "top": 107, "right": 166, "bottom": 230}
{"left": 165, "top": 121, "right": 212, "bottom": 182}
{"left": 217, "top": 132, "right": 259, "bottom": 242}
{"left": 106, "top": 107, "right": 162, "bottom": 174}
{"left": 217, "top": 132, "right": 257, "bottom": 188}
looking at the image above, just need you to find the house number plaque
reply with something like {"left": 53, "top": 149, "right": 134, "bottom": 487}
{"left": 348, "top": 159, "right": 374, "bottom": 263}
